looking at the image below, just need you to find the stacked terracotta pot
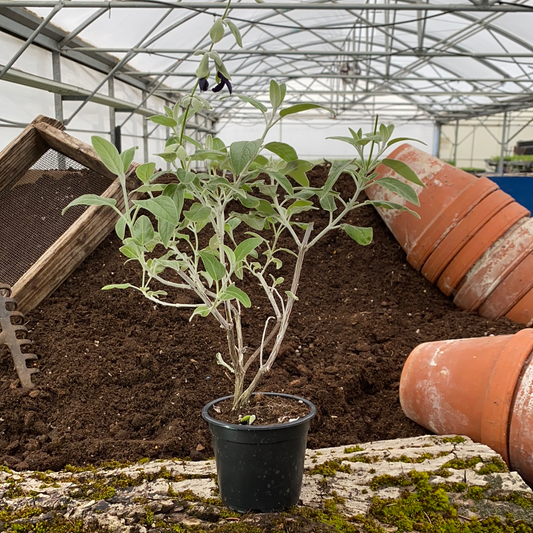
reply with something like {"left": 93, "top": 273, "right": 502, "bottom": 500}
{"left": 367, "top": 144, "right": 533, "bottom": 325}
{"left": 400, "top": 329, "right": 533, "bottom": 487}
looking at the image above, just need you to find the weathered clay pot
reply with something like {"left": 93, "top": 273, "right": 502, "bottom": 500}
{"left": 367, "top": 144, "right": 480, "bottom": 269}
{"left": 400, "top": 329, "right": 533, "bottom": 485}
{"left": 436, "top": 204, "right": 529, "bottom": 296}
{"left": 453, "top": 218, "right": 533, "bottom": 312}
{"left": 420, "top": 189, "right": 515, "bottom": 284}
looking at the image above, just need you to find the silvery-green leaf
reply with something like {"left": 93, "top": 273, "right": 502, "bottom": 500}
{"left": 120, "top": 146, "right": 137, "bottom": 173}
{"left": 102, "top": 283, "right": 135, "bottom": 290}
{"left": 225, "top": 19, "right": 242, "bottom": 47}
{"left": 62, "top": 194, "right": 117, "bottom": 215}
{"left": 221, "top": 285, "right": 251, "bottom": 308}
{"left": 224, "top": 94, "right": 267, "bottom": 113}
{"left": 184, "top": 203, "right": 212, "bottom": 222}
{"left": 369, "top": 200, "right": 421, "bottom": 218}
{"left": 269, "top": 80, "right": 282, "bottom": 110}
{"left": 115, "top": 216, "right": 126, "bottom": 240}
{"left": 150, "top": 114, "right": 178, "bottom": 128}
{"left": 92, "top": 136, "right": 124, "bottom": 176}
{"left": 375, "top": 177, "right": 420, "bottom": 206}
{"left": 264, "top": 141, "right": 298, "bottom": 162}
{"left": 190, "top": 305, "right": 211, "bottom": 320}
{"left": 280, "top": 103, "right": 333, "bottom": 118}
{"left": 133, "top": 196, "right": 178, "bottom": 225}
{"left": 132, "top": 215, "right": 155, "bottom": 246}
{"left": 230, "top": 139, "right": 262, "bottom": 176}
{"left": 135, "top": 162, "right": 156, "bottom": 184}
{"left": 199, "top": 251, "right": 226, "bottom": 281}
{"left": 341, "top": 224, "right": 373, "bottom": 245}
{"left": 210, "top": 17, "right": 225, "bottom": 43}
{"left": 382, "top": 159, "right": 424, "bottom": 187}
{"left": 234, "top": 237, "right": 263, "bottom": 263}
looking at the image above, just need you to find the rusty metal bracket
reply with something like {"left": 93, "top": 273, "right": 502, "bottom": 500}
{"left": 0, "top": 284, "right": 39, "bottom": 388}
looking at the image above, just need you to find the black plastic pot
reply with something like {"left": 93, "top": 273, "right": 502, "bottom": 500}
{"left": 202, "top": 392, "right": 316, "bottom": 513}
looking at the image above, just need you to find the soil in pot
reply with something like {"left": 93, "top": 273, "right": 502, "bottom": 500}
{"left": 0, "top": 164, "right": 523, "bottom": 472}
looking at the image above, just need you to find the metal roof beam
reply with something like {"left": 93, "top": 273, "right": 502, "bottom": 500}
{"left": 0, "top": 2, "right": 531, "bottom": 11}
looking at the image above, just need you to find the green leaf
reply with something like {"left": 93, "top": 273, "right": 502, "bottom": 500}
{"left": 119, "top": 242, "right": 141, "bottom": 259}
{"left": 280, "top": 103, "right": 332, "bottom": 118}
{"left": 283, "top": 159, "right": 313, "bottom": 187}
{"left": 120, "top": 146, "right": 137, "bottom": 173}
{"left": 225, "top": 19, "right": 242, "bottom": 47}
{"left": 162, "top": 183, "right": 185, "bottom": 220}
{"left": 222, "top": 285, "right": 251, "bottom": 308}
{"left": 233, "top": 213, "right": 265, "bottom": 231}
{"left": 132, "top": 215, "right": 155, "bottom": 246}
{"left": 387, "top": 137, "right": 425, "bottom": 148}
{"left": 115, "top": 216, "right": 126, "bottom": 240}
{"left": 264, "top": 142, "right": 298, "bottom": 162}
{"left": 182, "top": 135, "right": 203, "bottom": 150}
{"left": 288, "top": 199, "right": 314, "bottom": 215}
{"left": 196, "top": 53, "right": 210, "bottom": 79}
{"left": 176, "top": 168, "right": 197, "bottom": 185}
{"left": 266, "top": 170, "right": 293, "bottom": 195}
{"left": 239, "top": 194, "right": 260, "bottom": 209}
{"left": 341, "top": 224, "right": 373, "bottom": 245}
{"left": 183, "top": 203, "right": 212, "bottom": 223}
{"left": 158, "top": 220, "right": 174, "bottom": 247}
{"left": 320, "top": 159, "right": 351, "bottom": 198}
{"left": 234, "top": 237, "right": 263, "bottom": 263}
{"left": 256, "top": 199, "right": 276, "bottom": 215}
{"left": 190, "top": 305, "right": 211, "bottom": 320}
{"left": 62, "top": 194, "right": 117, "bottom": 215}
{"left": 102, "top": 283, "right": 135, "bottom": 290}
{"left": 136, "top": 162, "right": 156, "bottom": 184}
{"left": 375, "top": 177, "right": 420, "bottom": 206}
{"left": 230, "top": 139, "right": 262, "bottom": 175}
{"left": 199, "top": 251, "right": 226, "bottom": 281}
{"left": 319, "top": 193, "right": 336, "bottom": 212}
{"left": 369, "top": 200, "right": 421, "bottom": 219}
{"left": 269, "top": 80, "right": 282, "bottom": 110}
{"left": 91, "top": 136, "right": 124, "bottom": 176}
{"left": 210, "top": 17, "right": 225, "bottom": 43}
{"left": 226, "top": 94, "right": 267, "bottom": 113}
{"left": 150, "top": 114, "right": 178, "bottom": 128}
{"left": 382, "top": 159, "right": 424, "bottom": 187}
{"left": 133, "top": 196, "right": 178, "bottom": 225}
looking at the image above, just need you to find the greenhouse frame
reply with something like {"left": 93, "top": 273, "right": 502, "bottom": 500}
{"left": 1, "top": 0, "right": 533, "bottom": 169}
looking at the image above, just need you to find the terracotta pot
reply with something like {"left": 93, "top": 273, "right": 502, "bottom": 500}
{"left": 420, "top": 189, "right": 515, "bottom": 284}
{"left": 406, "top": 177, "right": 498, "bottom": 270}
{"left": 478, "top": 250, "right": 533, "bottom": 319}
{"left": 367, "top": 144, "right": 478, "bottom": 267}
{"left": 436, "top": 204, "right": 530, "bottom": 296}
{"left": 399, "top": 329, "right": 533, "bottom": 485}
{"left": 454, "top": 218, "right": 533, "bottom": 312}
{"left": 506, "top": 289, "right": 533, "bottom": 326}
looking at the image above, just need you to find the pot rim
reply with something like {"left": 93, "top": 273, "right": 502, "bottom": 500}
{"left": 201, "top": 392, "right": 317, "bottom": 431}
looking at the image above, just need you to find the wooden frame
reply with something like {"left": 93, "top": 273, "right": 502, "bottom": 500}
{"left": 0, "top": 115, "right": 138, "bottom": 314}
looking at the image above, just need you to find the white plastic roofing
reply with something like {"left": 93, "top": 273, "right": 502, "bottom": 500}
{"left": 1, "top": 0, "right": 533, "bottom": 158}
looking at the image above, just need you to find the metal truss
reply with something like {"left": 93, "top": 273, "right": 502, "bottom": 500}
{"left": 0, "top": 0, "right": 533, "bottom": 129}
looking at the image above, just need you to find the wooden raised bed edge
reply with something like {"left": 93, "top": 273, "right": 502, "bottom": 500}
{"left": 0, "top": 115, "right": 139, "bottom": 315}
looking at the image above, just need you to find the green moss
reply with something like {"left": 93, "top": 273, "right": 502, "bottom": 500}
{"left": 489, "top": 492, "right": 533, "bottom": 509}
{"left": 477, "top": 457, "right": 508, "bottom": 475}
{"left": 0, "top": 464, "right": 13, "bottom": 473}
{"left": 309, "top": 459, "right": 352, "bottom": 476}
{"left": 344, "top": 455, "right": 376, "bottom": 464}
{"left": 441, "top": 436, "right": 467, "bottom": 444}
{"left": 389, "top": 453, "right": 435, "bottom": 463}
{"left": 366, "top": 470, "right": 533, "bottom": 533}
{"left": 138, "top": 457, "right": 150, "bottom": 464}
{"left": 467, "top": 486, "right": 487, "bottom": 501}
{"left": 344, "top": 445, "right": 364, "bottom": 453}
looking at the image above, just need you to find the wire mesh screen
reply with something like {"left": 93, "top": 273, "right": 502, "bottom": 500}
{"left": 0, "top": 148, "right": 113, "bottom": 287}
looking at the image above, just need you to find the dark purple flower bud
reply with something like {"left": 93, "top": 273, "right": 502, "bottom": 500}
{"left": 199, "top": 78, "right": 209, "bottom": 91}
{"left": 212, "top": 72, "right": 232, "bottom": 95}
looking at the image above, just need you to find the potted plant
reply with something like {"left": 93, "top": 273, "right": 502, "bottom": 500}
{"left": 64, "top": 0, "right": 423, "bottom": 513}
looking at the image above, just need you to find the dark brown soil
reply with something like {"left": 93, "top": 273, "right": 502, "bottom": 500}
{"left": 0, "top": 164, "right": 523, "bottom": 472}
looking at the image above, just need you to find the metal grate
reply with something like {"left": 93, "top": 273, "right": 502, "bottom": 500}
{"left": 0, "top": 148, "right": 112, "bottom": 286}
